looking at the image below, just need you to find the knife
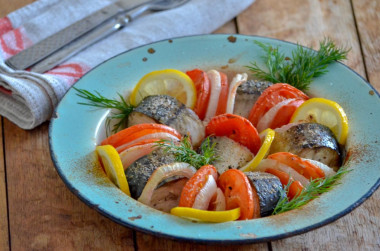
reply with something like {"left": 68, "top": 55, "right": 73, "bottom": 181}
{"left": 4, "top": 0, "right": 147, "bottom": 71}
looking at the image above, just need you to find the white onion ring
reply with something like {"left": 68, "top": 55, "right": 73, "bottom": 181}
{"left": 212, "top": 188, "right": 226, "bottom": 211}
{"left": 255, "top": 159, "right": 310, "bottom": 186}
{"left": 115, "top": 132, "right": 180, "bottom": 152}
{"left": 256, "top": 99, "right": 295, "bottom": 133}
{"left": 203, "top": 70, "right": 222, "bottom": 123}
{"left": 302, "top": 158, "right": 336, "bottom": 178}
{"left": 225, "top": 73, "right": 248, "bottom": 114}
{"left": 138, "top": 163, "right": 196, "bottom": 205}
{"left": 119, "top": 143, "right": 157, "bottom": 170}
{"left": 192, "top": 175, "right": 217, "bottom": 210}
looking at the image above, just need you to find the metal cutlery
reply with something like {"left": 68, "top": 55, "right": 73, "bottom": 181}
{"left": 5, "top": 0, "right": 189, "bottom": 73}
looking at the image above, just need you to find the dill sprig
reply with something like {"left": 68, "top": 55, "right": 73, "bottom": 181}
{"left": 156, "top": 136, "right": 218, "bottom": 169}
{"left": 272, "top": 166, "right": 351, "bottom": 215}
{"left": 247, "top": 38, "right": 349, "bottom": 90}
{"left": 73, "top": 87, "right": 134, "bottom": 135}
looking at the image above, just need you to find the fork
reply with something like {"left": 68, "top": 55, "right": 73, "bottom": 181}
{"left": 9, "top": 0, "right": 190, "bottom": 73}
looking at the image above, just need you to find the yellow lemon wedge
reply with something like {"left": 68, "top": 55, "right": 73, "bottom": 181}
{"left": 241, "top": 128, "right": 275, "bottom": 172}
{"left": 170, "top": 207, "right": 240, "bottom": 223}
{"left": 96, "top": 145, "right": 131, "bottom": 196}
{"left": 290, "top": 97, "right": 349, "bottom": 145}
{"left": 129, "top": 69, "right": 197, "bottom": 108}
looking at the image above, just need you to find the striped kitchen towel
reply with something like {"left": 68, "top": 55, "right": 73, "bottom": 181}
{"left": 0, "top": 0, "right": 254, "bottom": 129}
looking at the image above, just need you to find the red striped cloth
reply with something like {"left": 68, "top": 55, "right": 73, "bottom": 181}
{"left": 0, "top": 0, "right": 254, "bottom": 129}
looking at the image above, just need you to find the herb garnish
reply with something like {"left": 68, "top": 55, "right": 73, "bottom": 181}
{"left": 73, "top": 87, "right": 134, "bottom": 135}
{"left": 247, "top": 38, "right": 349, "bottom": 90}
{"left": 156, "top": 136, "right": 218, "bottom": 169}
{"left": 272, "top": 166, "right": 351, "bottom": 215}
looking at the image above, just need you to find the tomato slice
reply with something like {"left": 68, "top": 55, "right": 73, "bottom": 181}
{"left": 101, "top": 123, "right": 181, "bottom": 148}
{"left": 217, "top": 169, "right": 260, "bottom": 220}
{"left": 268, "top": 152, "right": 325, "bottom": 180}
{"left": 265, "top": 167, "right": 304, "bottom": 200}
{"left": 268, "top": 99, "right": 305, "bottom": 129}
{"left": 205, "top": 114, "right": 261, "bottom": 154}
{"left": 215, "top": 72, "right": 228, "bottom": 116}
{"left": 179, "top": 165, "right": 218, "bottom": 208}
{"left": 186, "top": 69, "right": 211, "bottom": 120}
{"left": 287, "top": 180, "right": 304, "bottom": 199}
{"left": 248, "top": 83, "right": 309, "bottom": 127}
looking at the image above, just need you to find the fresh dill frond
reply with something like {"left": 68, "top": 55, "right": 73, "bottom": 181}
{"left": 73, "top": 87, "right": 134, "bottom": 135}
{"left": 156, "top": 136, "right": 218, "bottom": 169}
{"left": 247, "top": 38, "right": 349, "bottom": 90}
{"left": 272, "top": 166, "right": 351, "bottom": 215}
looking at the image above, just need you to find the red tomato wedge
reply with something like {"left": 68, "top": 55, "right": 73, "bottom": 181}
{"left": 186, "top": 69, "right": 211, "bottom": 120}
{"left": 268, "top": 98, "right": 305, "bottom": 129}
{"left": 287, "top": 180, "right": 304, "bottom": 199}
{"left": 205, "top": 114, "right": 261, "bottom": 154}
{"left": 101, "top": 124, "right": 181, "bottom": 150}
{"left": 265, "top": 168, "right": 304, "bottom": 200}
{"left": 179, "top": 165, "right": 218, "bottom": 208}
{"left": 268, "top": 152, "right": 325, "bottom": 180}
{"left": 217, "top": 169, "right": 260, "bottom": 220}
{"left": 248, "top": 83, "right": 309, "bottom": 127}
{"left": 215, "top": 72, "right": 228, "bottom": 116}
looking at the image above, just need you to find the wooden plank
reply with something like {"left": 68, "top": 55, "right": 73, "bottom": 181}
{"left": 0, "top": 118, "right": 10, "bottom": 251}
{"left": 136, "top": 235, "right": 268, "bottom": 251}
{"left": 352, "top": 0, "right": 380, "bottom": 89}
{"left": 237, "top": 0, "right": 380, "bottom": 249}
{"left": 238, "top": 0, "right": 365, "bottom": 77}
{"left": 3, "top": 121, "right": 135, "bottom": 250}
{"left": 0, "top": 0, "right": 36, "bottom": 17}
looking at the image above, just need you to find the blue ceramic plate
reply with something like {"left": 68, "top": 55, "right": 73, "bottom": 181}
{"left": 49, "top": 34, "right": 380, "bottom": 244}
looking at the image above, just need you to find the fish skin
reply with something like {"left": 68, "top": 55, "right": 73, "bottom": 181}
{"left": 270, "top": 123, "right": 341, "bottom": 169}
{"left": 125, "top": 148, "right": 176, "bottom": 199}
{"left": 245, "top": 171, "right": 283, "bottom": 216}
{"left": 128, "top": 95, "right": 205, "bottom": 147}
{"left": 233, "top": 80, "right": 273, "bottom": 118}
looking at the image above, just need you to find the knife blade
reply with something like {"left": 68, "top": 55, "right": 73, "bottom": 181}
{"left": 4, "top": 0, "right": 146, "bottom": 71}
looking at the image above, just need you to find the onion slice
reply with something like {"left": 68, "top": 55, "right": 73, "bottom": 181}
{"left": 116, "top": 132, "right": 180, "bottom": 153}
{"left": 138, "top": 163, "right": 197, "bottom": 205}
{"left": 302, "top": 158, "right": 336, "bottom": 178}
{"left": 225, "top": 73, "right": 248, "bottom": 114}
{"left": 192, "top": 175, "right": 218, "bottom": 210}
{"left": 119, "top": 143, "right": 157, "bottom": 170}
{"left": 209, "top": 188, "right": 226, "bottom": 211}
{"left": 203, "top": 70, "right": 222, "bottom": 123}
{"left": 256, "top": 99, "right": 295, "bottom": 133}
{"left": 255, "top": 159, "right": 310, "bottom": 186}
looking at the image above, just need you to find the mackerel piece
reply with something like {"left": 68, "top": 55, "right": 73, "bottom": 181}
{"left": 233, "top": 80, "right": 273, "bottom": 118}
{"left": 129, "top": 95, "right": 205, "bottom": 147}
{"left": 270, "top": 123, "right": 341, "bottom": 169}
{"left": 245, "top": 171, "right": 283, "bottom": 216}
{"left": 125, "top": 148, "right": 176, "bottom": 199}
{"left": 201, "top": 136, "right": 253, "bottom": 174}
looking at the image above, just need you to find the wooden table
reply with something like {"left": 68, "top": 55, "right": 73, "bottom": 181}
{"left": 1, "top": 0, "right": 379, "bottom": 250}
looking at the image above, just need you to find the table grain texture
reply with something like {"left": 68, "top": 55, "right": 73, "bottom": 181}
{"left": 1, "top": 0, "right": 379, "bottom": 250}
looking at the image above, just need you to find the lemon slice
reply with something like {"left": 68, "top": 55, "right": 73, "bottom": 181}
{"left": 96, "top": 145, "right": 131, "bottom": 196}
{"left": 241, "top": 128, "right": 275, "bottom": 172}
{"left": 290, "top": 97, "right": 349, "bottom": 145}
{"left": 170, "top": 207, "right": 240, "bottom": 222}
{"left": 130, "top": 69, "right": 196, "bottom": 108}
